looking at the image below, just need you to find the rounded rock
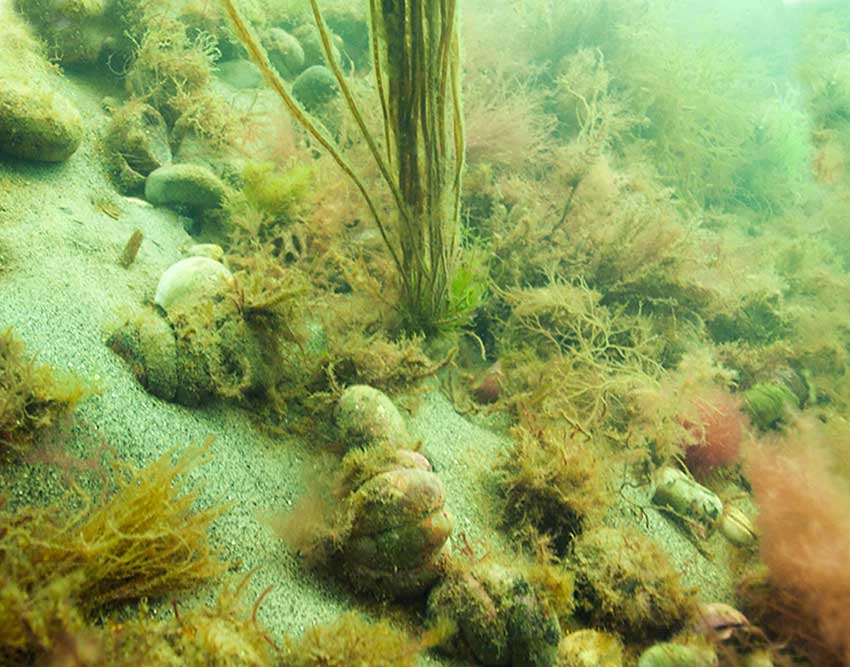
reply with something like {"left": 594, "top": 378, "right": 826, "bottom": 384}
{"left": 265, "top": 27, "right": 305, "bottom": 77}
{"left": 742, "top": 382, "right": 795, "bottom": 431}
{"left": 106, "top": 308, "right": 178, "bottom": 402}
{"left": 336, "top": 384, "right": 410, "bottom": 449}
{"left": 428, "top": 563, "right": 561, "bottom": 667}
{"left": 349, "top": 466, "right": 447, "bottom": 536}
{"left": 0, "top": 79, "right": 83, "bottom": 162}
{"left": 571, "top": 527, "right": 694, "bottom": 642}
{"left": 335, "top": 445, "right": 452, "bottom": 599}
{"left": 135, "top": 312, "right": 179, "bottom": 400}
{"left": 16, "top": 0, "right": 112, "bottom": 65}
{"left": 145, "top": 163, "right": 228, "bottom": 210}
{"left": 508, "top": 577, "right": 562, "bottom": 667}
{"left": 292, "top": 24, "right": 341, "bottom": 70}
{"left": 154, "top": 256, "right": 234, "bottom": 313}
{"left": 291, "top": 65, "right": 339, "bottom": 112}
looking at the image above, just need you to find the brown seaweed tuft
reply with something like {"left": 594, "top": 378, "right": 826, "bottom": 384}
{"left": 0, "top": 328, "right": 89, "bottom": 460}
{"left": 0, "top": 438, "right": 230, "bottom": 662}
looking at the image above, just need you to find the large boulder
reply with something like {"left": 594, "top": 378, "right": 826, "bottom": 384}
{"left": 0, "top": 79, "right": 83, "bottom": 162}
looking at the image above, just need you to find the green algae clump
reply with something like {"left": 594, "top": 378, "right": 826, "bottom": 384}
{"left": 242, "top": 161, "right": 314, "bottom": 221}
{"left": 742, "top": 382, "right": 796, "bottom": 431}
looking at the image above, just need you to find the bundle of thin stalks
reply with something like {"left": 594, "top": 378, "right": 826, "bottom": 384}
{"left": 221, "top": 0, "right": 466, "bottom": 335}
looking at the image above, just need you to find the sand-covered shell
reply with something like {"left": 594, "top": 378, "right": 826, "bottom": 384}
{"left": 427, "top": 561, "right": 561, "bottom": 667}
{"left": 338, "top": 447, "right": 452, "bottom": 598}
{"left": 653, "top": 466, "right": 723, "bottom": 537}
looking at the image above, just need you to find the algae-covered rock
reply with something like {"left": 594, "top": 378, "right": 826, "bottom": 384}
{"left": 336, "top": 384, "right": 410, "bottom": 449}
{"left": 427, "top": 561, "right": 561, "bottom": 667}
{"left": 145, "top": 163, "right": 228, "bottom": 210}
{"left": 742, "top": 382, "right": 795, "bottom": 431}
{"left": 0, "top": 79, "right": 83, "bottom": 162}
{"left": 14, "top": 0, "right": 115, "bottom": 65}
{"left": 570, "top": 527, "right": 695, "bottom": 642}
{"left": 291, "top": 65, "right": 340, "bottom": 112}
{"left": 154, "top": 257, "right": 234, "bottom": 314}
{"left": 107, "top": 308, "right": 179, "bottom": 401}
{"left": 342, "top": 447, "right": 452, "bottom": 598}
{"left": 559, "top": 630, "right": 624, "bottom": 667}
{"left": 508, "top": 578, "right": 563, "bottom": 667}
{"left": 315, "top": 445, "right": 453, "bottom": 599}
{"left": 103, "top": 101, "right": 171, "bottom": 194}
{"left": 110, "top": 261, "right": 270, "bottom": 407}
{"left": 264, "top": 27, "right": 305, "bottom": 78}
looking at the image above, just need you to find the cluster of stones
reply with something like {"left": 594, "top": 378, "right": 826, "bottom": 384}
{"left": 333, "top": 385, "right": 567, "bottom": 667}
{"left": 332, "top": 385, "right": 453, "bottom": 599}
{"left": 107, "top": 250, "right": 269, "bottom": 406}
{"left": 100, "top": 26, "right": 346, "bottom": 223}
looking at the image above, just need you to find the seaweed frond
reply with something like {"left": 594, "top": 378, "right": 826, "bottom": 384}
{"left": 0, "top": 328, "right": 89, "bottom": 460}
{"left": 0, "top": 439, "right": 230, "bottom": 660}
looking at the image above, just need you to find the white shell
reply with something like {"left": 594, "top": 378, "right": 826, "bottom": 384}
{"left": 653, "top": 466, "right": 724, "bottom": 535}
{"left": 719, "top": 506, "right": 757, "bottom": 546}
{"left": 154, "top": 257, "right": 233, "bottom": 313}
